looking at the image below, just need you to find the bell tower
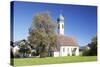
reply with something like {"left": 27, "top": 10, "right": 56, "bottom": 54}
{"left": 57, "top": 14, "right": 64, "bottom": 35}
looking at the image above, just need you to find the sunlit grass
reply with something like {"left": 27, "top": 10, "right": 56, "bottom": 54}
{"left": 13, "top": 56, "right": 97, "bottom": 66}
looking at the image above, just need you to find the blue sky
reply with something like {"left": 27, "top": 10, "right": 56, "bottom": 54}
{"left": 12, "top": 1, "right": 97, "bottom": 46}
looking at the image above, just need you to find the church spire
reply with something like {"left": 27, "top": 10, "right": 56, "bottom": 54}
{"left": 57, "top": 14, "right": 64, "bottom": 35}
{"left": 59, "top": 13, "right": 64, "bottom": 21}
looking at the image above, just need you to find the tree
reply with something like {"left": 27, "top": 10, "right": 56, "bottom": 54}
{"left": 10, "top": 41, "right": 14, "bottom": 58}
{"left": 28, "top": 12, "right": 57, "bottom": 58}
{"left": 83, "top": 35, "right": 97, "bottom": 56}
{"left": 90, "top": 35, "right": 97, "bottom": 56}
{"left": 19, "top": 39, "right": 31, "bottom": 57}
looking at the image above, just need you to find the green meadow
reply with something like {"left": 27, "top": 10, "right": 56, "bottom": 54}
{"left": 13, "top": 56, "right": 97, "bottom": 66}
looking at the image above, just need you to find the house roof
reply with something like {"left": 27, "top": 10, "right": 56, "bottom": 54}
{"left": 56, "top": 35, "right": 79, "bottom": 47}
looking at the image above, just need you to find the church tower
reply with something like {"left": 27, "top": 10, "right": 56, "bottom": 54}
{"left": 57, "top": 14, "right": 64, "bottom": 35}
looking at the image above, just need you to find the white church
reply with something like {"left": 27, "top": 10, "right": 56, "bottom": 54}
{"left": 52, "top": 14, "right": 79, "bottom": 57}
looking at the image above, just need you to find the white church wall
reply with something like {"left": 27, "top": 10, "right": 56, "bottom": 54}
{"left": 60, "top": 46, "right": 79, "bottom": 56}
{"left": 53, "top": 51, "right": 59, "bottom": 57}
{"left": 60, "top": 46, "right": 68, "bottom": 56}
{"left": 75, "top": 47, "right": 79, "bottom": 56}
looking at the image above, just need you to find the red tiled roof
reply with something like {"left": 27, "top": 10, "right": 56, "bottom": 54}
{"left": 57, "top": 35, "right": 79, "bottom": 46}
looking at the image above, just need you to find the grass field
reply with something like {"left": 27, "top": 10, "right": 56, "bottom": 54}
{"left": 13, "top": 56, "right": 97, "bottom": 66}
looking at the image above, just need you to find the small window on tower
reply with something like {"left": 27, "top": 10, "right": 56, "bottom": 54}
{"left": 62, "top": 24, "right": 64, "bottom": 29}
{"left": 58, "top": 24, "right": 59, "bottom": 29}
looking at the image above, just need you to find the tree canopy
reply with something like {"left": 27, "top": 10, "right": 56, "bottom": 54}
{"left": 83, "top": 35, "right": 97, "bottom": 56}
{"left": 28, "top": 12, "right": 57, "bottom": 58}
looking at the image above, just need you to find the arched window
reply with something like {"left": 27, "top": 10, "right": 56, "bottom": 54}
{"left": 58, "top": 24, "right": 60, "bottom": 29}
{"left": 67, "top": 48, "right": 70, "bottom": 56}
{"left": 63, "top": 48, "right": 65, "bottom": 52}
{"left": 62, "top": 24, "right": 64, "bottom": 29}
{"left": 67, "top": 48, "right": 69, "bottom": 52}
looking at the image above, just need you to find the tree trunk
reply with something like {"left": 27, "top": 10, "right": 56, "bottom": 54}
{"left": 40, "top": 51, "right": 48, "bottom": 58}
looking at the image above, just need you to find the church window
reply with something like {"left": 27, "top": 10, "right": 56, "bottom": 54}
{"left": 63, "top": 48, "right": 65, "bottom": 52}
{"left": 71, "top": 48, "right": 73, "bottom": 51}
{"left": 67, "top": 48, "right": 69, "bottom": 52}
{"left": 58, "top": 24, "right": 60, "bottom": 29}
{"left": 62, "top": 24, "right": 64, "bottom": 29}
